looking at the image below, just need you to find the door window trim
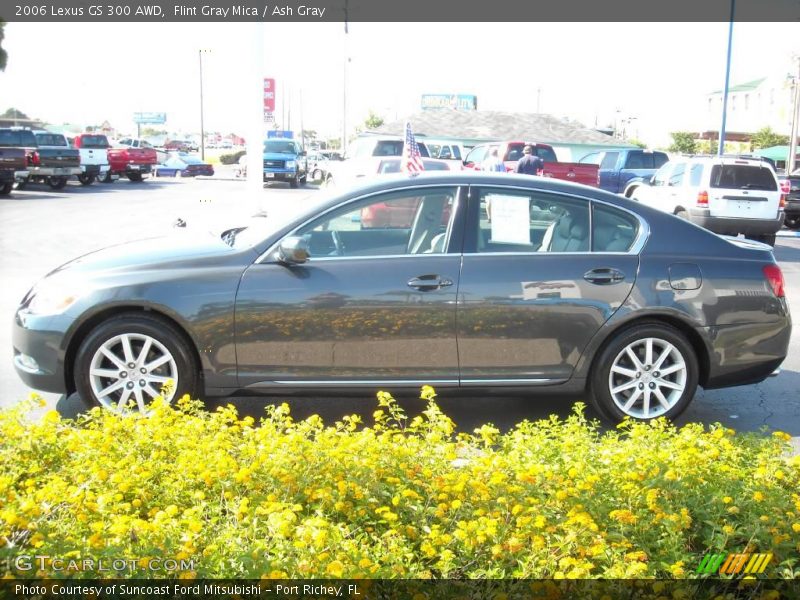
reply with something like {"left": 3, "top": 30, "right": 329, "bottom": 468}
{"left": 257, "top": 184, "right": 466, "bottom": 264}
{"left": 462, "top": 184, "right": 649, "bottom": 256}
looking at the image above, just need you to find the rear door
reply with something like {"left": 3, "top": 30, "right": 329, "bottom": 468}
{"left": 456, "top": 184, "right": 640, "bottom": 384}
{"left": 706, "top": 161, "right": 780, "bottom": 219}
{"left": 598, "top": 151, "right": 620, "bottom": 192}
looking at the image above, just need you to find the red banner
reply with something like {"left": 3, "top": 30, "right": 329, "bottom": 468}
{"left": 263, "top": 78, "right": 275, "bottom": 112}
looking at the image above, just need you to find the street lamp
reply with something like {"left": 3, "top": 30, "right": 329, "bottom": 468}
{"left": 199, "top": 48, "right": 211, "bottom": 160}
{"left": 788, "top": 55, "right": 800, "bottom": 174}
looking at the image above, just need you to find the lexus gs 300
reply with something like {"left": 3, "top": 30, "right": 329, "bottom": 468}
{"left": 12, "top": 173, "right": 791, "bottom": 422}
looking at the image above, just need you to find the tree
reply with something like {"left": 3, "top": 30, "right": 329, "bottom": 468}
{"left": 750, "top": 126, "right": 789, "bottom": 150}
{"left": 667, "top": 132, "right": 697, "bottom": 155}
{"left": 2, "top": 107, "right": 29, "bottom": 120}
{"left": 0, "top": 19, "right": 7, "bottom": 71}
{"left": 626, "top": 138, "right": 647, "bottom": 149}
{"left": 364, "top": 110, "right": 384, "bottom": 130}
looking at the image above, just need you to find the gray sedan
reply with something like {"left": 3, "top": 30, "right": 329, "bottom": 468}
{"left": 12, "top": 173, "right": 791, "bottom": 422}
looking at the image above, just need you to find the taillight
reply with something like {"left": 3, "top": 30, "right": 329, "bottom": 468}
{"left": 697, "top": 190, "right": 709, "bottom": 207}
{"left": 28, "top": 151, "right": 40, "bottom": 166}
{"left": 779, "top": 179, "right": 789, "bottom": 209}
{"left": 763, "top": 264, "right": 785, "bottom": 298}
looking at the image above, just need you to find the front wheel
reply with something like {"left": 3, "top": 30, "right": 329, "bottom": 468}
{"left": 77, "top": 173, "right": 96, "bottom": 186}
{"left": 589, "top": 323, "right": 699, "bottom": 423}
{"left": 74, "top": 314, "right": 199, "bottom": 414}
{"left": 128, "top": 172, "right": 144, "bottom": 182}
{"left": 0, "top": 182, "right": 13, "bottom": 196}
{"left": 289, "top": 177, "right": 299, "bottom": 189}
{"left": 48, "top": 176, "right": 68, "bottom": 190}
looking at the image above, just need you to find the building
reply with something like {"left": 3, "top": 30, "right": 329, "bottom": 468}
{"left": 371, "top": 111, "right": 636, "bottom": 162}
{"left": 704, "top": 75, "right": 797, "bottom": 137}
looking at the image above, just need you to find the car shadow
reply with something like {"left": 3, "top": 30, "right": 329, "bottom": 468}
{"left": 774, "top": 241, "right": 800, "bottom": 263}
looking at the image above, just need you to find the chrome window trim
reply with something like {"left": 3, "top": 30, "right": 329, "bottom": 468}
{"left": 249, "top": 378, "right": 562, "bottom": 386}
{"left": 467, "top": 183, "right": 650, "bottom": 256}
{"left": 256, "top": 183, "right": 463, "bottom": 264}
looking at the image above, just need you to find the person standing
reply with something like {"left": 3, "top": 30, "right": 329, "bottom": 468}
{"left": 481, "top": 147, "right": 506, "bottom": 172}
{"left": 515, "top": 145, "right": 544, "bottom": 175}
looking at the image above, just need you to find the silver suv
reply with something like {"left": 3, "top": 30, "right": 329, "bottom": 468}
{"left": 633, "top": 156, "right": 784, "bottom": 246}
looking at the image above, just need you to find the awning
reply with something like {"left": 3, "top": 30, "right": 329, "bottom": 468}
{"left": 755, "top": 145, "right": 797, "bottom": 162}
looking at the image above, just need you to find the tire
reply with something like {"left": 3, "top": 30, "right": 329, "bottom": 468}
{"left": 48, "top": 176, "right": 68, "bottom": 190}
{"left": 101, "top": 171, "right": 114, "bottom": 183}
{"left": 289, "top": 177, "right": 299, "bottom": 189}
{"left": 675, "top": 209, "right": 689, "bottom": 220}
{"left": 589, "top": 322, "right": 699, "bottom": 423}
{"left": 748, "top": 234, "right": 776, "bottom": 247}
{"left": 128, "top": 172, "right": 143, "bottom": 182}
{"left": 74, "top": 314, "right": 199, "bottom": 414}
{"left": 175, "top": 169, "right": 183, "bottom": 178}
{"left": 15, "top": 179, "right": 28, "bottom": 191}
{"left": 624, "top": 185, "right": 638, "bottom": 199}
{"left": 325, "top": 176, "right": 335, "bottom": 189}
{"left": 312, "top": 169, "right": 322, "bottom": 181}
{"left": 299, "top": 174, "right": 307, "bottom": 185}
{"left": 785, "top": 216, "right": 800, "bottom": 230}
{"left": 77, "top": 173, "right": 96, "bottom": 186}
{"left": 0, "top": 182, "right": 13, "bottom": 196}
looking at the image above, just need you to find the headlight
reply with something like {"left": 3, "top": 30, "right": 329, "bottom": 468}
{"left": 25, "top": 279, "right": 86, "bottom": 315}
{"left": 285, "top": 160, "right": 297, "bottom": 170}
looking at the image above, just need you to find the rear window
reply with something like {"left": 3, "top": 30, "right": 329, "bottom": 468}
{"left": 378, "top": 159, "right": 450, "bottom": 173}
{"left": 600, "top": 152, "right": 619, "bottom": 169}
{"left": 371, "top": 140, "right": 430, "bottom": 158}
{"left": 79, "top": 135, "right": 109, "bottom": 149}
{"left": 34, "top": 133, "right": 68, "bottom": 147}
{"left": 709, "top": 164, "right": 777, "bottom": 191}
{"left": 0, "top": 129, "right": 37, "bottom": 146}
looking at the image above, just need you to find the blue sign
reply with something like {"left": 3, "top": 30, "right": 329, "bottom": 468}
{"left": 267, "top": 130, "right": 294, "bottom": 139}
{"left": 421, "top": 94, "right": 477, "bottom": 111}
{"left": 133, "top": 112, "right": 167, "bottom": 124}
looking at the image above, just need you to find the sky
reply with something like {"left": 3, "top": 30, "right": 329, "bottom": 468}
{"left": 1, "top": 22, "right": 798, "bottom": 147}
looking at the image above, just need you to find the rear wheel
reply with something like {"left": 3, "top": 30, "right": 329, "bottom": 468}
{"left": 128, "top": 172, "right": 143, "bottom": 182}
{"left": 675, "top": 209, "right": 689, "bottom": 220}
{"left": 48, "top": 176, "right": 68, "bottom": 190}
{"left": 785, "top": 216, "right": 800, "bottom": 230}
{"left": 0, "top": 182, "right": 13, "bottom": 195}
{"left": 589, "top": 323, "right": 699, "bottom": 423}
{"left": 74, "top": 314, "right": 199, "bottom": 415}
{"left": 77, "top": 173, "right": 96, "bottom": 186}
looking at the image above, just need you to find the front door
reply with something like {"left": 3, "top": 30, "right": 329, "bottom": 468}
{"left": 235, "top": 185, "right": 464, "bottom": 389}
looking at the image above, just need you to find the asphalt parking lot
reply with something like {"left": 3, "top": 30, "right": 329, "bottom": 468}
{"left": 1, "top": 176, "right": 798, "bottom": 446}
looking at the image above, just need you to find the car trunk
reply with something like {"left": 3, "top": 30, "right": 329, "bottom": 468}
{"left": 37, "top": 148, "right": 81, "bottom": 168}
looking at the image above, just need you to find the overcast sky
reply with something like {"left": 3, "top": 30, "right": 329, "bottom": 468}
{"left": 1, "top": 22, "right": 797, "bottom": 146}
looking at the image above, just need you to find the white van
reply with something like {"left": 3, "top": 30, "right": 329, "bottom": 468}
{"left": 632, "top": 156, "right": 784, "bottom": 246}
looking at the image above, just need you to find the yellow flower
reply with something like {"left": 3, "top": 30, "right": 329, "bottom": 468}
{"left": 722, "top": 496, "right": 733, "bottom": 504}
{"left": 753, "top": 491, "right": 765, "bottom": 502}
{"left": 609, "top": 509, "right": 638, "bottom": 525}
{"left": 772, "top": 431, "right": 792, "bottom": 442}
{"left": 791, "top": 523, "right": 800, "bottom": 533}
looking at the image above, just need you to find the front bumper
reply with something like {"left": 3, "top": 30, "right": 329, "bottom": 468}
{"left": 688, "top": 208, "right": 784, "bottom": 235}
{"left": 263, "top": 170, "right": 297, "bottom": 182}
{"left": 12, "top": 309, "right": 74, "bottom": 394}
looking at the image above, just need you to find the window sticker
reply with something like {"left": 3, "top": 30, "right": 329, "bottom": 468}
{"left": 487, "top": 194, "right": 531, "bottom": 245}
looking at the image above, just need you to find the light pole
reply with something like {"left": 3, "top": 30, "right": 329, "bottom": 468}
{"left": 199, "top": 49, "right": 211, "bottom": 160}
{"left": 789, "top": 55, "right": 800, "bottom": 174}
{"left": 717, "top": 0, "right": 735, "bottom": 156}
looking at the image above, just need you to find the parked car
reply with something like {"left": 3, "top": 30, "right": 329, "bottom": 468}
{"left": 71, "top": 134, "right": 114, "bottom": 185}
{"left": 164, "top": 140, "right": 193, "bottom": 152}
{"left": 307, "top": 151, "right": 344, "bottom": 181}
{"left": 782, "top": 172, "right": 800, "bottom": 230}
{"left": 0, "top": 129, "right": 30, "bottom": 196}
{"left": 632, "top": 155, "right": 784, "bottom": 246}
{"left": 13, "top": 172, "right": 790, "bottom": 423}
{"left": 580, "top": 149, "right": 669, "bottom": 197}
{"left": 154, "top": 152, "right": 214, "bottom": 177}
{"left": 107, "top": 139, "right": 158, "bottom": 182}
{"left": 324, "top": 136, "right": 431, "bottom": 187}
{"left": 462, "top": 141, "right": 599, "bottom": 187}
{"left": 425, "top": 141, "right": 465, "bottom": 161}
{"left": 262, "top": 139, "right": 307, "bottom": 187}
{"left": 15, "top": 131, "right": 82, "bottom": 190}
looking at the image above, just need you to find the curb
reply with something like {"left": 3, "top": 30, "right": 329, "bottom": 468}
{"left": 777, "top": 230, "right": 800, "bottom": 238}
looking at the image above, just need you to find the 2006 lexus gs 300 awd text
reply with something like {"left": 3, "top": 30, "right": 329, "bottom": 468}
{"left": 12, "top": 173, "right": 791, "bottom": 422}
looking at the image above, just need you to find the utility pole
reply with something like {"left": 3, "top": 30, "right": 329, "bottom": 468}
{"left": 342, "top": 1, "right": 349, "bottom": 154}
{"left": 789, "top": 55, "right": 800, "bottom": 174}
{"left": 717, "top": 0, "right": 735, "bottom": 156}
{"left": 199, "top": 49, "right": 211, "bottom": 160}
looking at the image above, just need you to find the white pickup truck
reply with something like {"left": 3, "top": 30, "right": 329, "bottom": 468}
{"left": 70, "top": 134, "right": 113, "bottom": 185}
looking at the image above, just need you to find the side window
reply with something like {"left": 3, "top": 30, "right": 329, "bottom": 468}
{"left": 623, "top": 152, "right": 644, "bottom": 169}
{"left": 668, "top": 163, "right": 686, "bottom": 186}
{"left": 653, "top": 152, "right": 669, "bottom": 168}
{"left": 689, "top": 163, "right": 704, "bottom": 187}
{"left": 464, "top": 146, "right": 486, "bottom": 165}
{"left": 592, "top": 204, "right": 639, "bottom": 253}
{"left": 295, "top": 187, "right": 457, "bottom": 258}
{"left": 600, "top": 152, "right": 619, "bottom": 169}
{"left": 652, "top": 164, "right": 671, "bottom": 186}
{"left": 477, "top": 189, "right": 590, "bottom": 253}
{"left": 451, "top": 146, "right": 462, "bottom": 160}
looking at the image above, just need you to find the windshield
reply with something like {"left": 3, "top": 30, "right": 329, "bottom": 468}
{"left": 0, "top": 130, "right": 37, "bottom": 146}
{"left": 263, "top": 140, "right": 297, "bottom": 154}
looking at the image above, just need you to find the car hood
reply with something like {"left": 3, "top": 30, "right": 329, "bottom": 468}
{"left": 263, "top": 152, "right": 298, "bottom": 160}
{"left": 47, "top": 230, "right": 248, "bottom": 277}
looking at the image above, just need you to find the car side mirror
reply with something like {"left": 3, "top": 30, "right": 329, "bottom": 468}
{"left": 276, "top": 236, "right": 310, "bottom": 265}
{"left": 649, "top": 176, "right": 656, "bottom": 185}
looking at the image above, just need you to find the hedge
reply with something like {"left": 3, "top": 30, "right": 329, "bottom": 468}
{"left": 0, "top": 387, "right": 798, "bottom": 580}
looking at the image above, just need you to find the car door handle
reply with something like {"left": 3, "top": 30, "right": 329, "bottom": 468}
{"left": 584, "top": 268, "right": 626, "bottom": 285}
{"left": 407, "top": 275, "right": 454, "bottom": 291}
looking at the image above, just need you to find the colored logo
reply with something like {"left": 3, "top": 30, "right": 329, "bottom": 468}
{"left": 696, "top": 552, "right": 772, "bottom": 575}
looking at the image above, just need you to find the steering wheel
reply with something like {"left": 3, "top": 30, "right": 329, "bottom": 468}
{"left": 330, "top": 230, "right": 344, "bottom": 256}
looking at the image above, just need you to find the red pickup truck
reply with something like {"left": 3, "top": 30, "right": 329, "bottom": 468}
{"left": 463, "top": 141, "right": 599, "bottom": 187}
{"left": 105, "top": 139, "right": 158, "bottom": 182}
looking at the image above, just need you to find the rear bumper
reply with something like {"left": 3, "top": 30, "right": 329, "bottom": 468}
{"left": 119, "top": 164, "right": 153, "bottom": 175}
{"left": 688, "top": 208, "right": 784, "bottom": 235}
{"left": 81, "top": 164, "right": 110, "bottom": 175}
{"left": 30, "top": 166, "right": 82, "bottom": 177}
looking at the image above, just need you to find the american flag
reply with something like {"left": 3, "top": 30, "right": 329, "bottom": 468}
{"left": 401, "top": 122, "right": 425, "bottom": 173}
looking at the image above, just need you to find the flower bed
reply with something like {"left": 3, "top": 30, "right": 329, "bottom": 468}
{"left": 0, "top": 388, "right": 798, "bottom": 579}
